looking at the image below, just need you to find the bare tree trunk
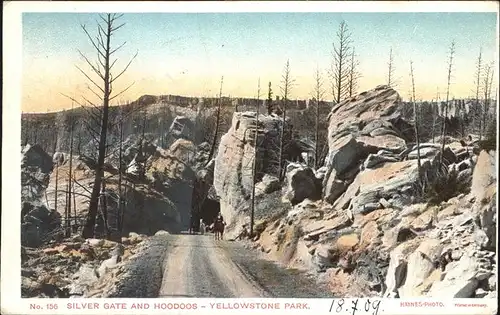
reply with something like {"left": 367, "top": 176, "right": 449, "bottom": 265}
{"left": 73, "top": 175, "right": 77, "bottom": 232}
{"left": 267, "top": 82, "right": 273, "bottom": 115}
{"left": 330, "top": 21, "right": 352, "bottom": 104}
{"left": 121, "top": 179, "right": 127, "bottom": 234}
{"left": 482, "top": 63, "right": 493, "bottom": 139}
{"left": 250, "top": 78, "right": 261, "bottom": 237}
{"left": 65, "top": 103, "right": 75, "bottom": 237}
{"left": 207, "top": 76, "right": 224, "bottom": 163}
{"left": 100, "top": 181, "right": 110, "bottom": 239}
{"left": 117, "top": 106, "right": 124, "bottom": 234}
{"left": 387, "top": 47, "right": 395, "bottom": 87}
{"left": 313, "top": 67, "right": 325, "bottom": 169}
{"left": 348, "top": 48, "right": 360, "bottom": 98}
{"left": 431, "top": 88, "right": 440, "bottom": 143}
{"left": 71, "top": 14, "right": 137, "bottom": 239}
{"left": 474, "top": 48, "right": 483, "bottom": 140}
{"left": 54, "top": 164, "right": 59, "bottom": 214}
{"left": 440, "top": 41, "right": 456, "bottom": 164}
{"left": 278, "top": 60, "right": 294, "bottom": 181}
{"left": 410, "top": 61, "right": 421, "bottom": 177}
{"left": 65, "top": 180, "right": 70, "bottom": 236}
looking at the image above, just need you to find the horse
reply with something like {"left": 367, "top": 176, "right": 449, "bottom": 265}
{"left": 213, "top": 220, "right": 225, "bottom": 241}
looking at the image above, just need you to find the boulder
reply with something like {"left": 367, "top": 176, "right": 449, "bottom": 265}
{"left": 398, "top": 239, "right": 443, "bottom": 297}
{"left": 155, "top": 230, "right": 170, "bottom": 236}
{"left": 21, "top": 144, "right": 60, "bottom": 247}
{"left": 323, "top": 86, "right": 410, "bottom": 210}
{"left": 357, "top": 134, "right": 406, "bottom": 153}
{"left": 334, "top": 160, "right": 435, "bottom": 215}
{"left": 284, "top": 164, "right": 321, "bottom": 205}
{"left": 168, "top": 139, "right": 196, "bottom": 164}
{"left": 168, "top": 115, "right": 195, "bottom": 140}
{"left": 255, "top": 174, "right": 280, "bottom": 196}
{"left": 471, "top": 150, "right": 496, "bottom": 201}
{"left": 363, "top": 153, "right": 399, "bottom": 169}
{"left": 314, "top": 166, "right": 328, "bottom": 181}
{"left": 427, "top": 254, "right": 492, "bottom": 298}
{"left": 384, "top": 238, "right": 421, "bottom": 297}
{"left": 323, "top": 171, "right": 348, "bottom": 204}
{"left": 52, "top": 152, "right": 65, "bottom": 166}
{"left": 324, "top": 135, "right": 362, "bottom": 177}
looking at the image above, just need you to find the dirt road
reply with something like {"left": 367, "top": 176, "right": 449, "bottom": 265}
{"left": 111, "top": 233, "right": 332, "bottom": 298}
{"left": 158, "top": 234, "right": 270, "bottom": 297}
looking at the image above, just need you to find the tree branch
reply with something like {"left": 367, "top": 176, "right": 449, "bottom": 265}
{"left": 110, "top": 81, "right": 136, "bottom": 101}
{"left": 110, "top": 51, "right": 138, "bottom": 84}
{"left": 75, "top": 65, "right": 105, "bottom": 93}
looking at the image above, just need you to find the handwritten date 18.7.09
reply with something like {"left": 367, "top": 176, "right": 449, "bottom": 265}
{"left": 328, "top": 298, "right": 381, "bottom": 315}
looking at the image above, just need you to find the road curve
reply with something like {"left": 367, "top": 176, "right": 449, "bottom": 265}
{"left": 158, "top": 234, "right": 270, "bottom": 298}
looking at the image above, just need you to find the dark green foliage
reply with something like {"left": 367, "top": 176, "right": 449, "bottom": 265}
{"left": 478, "top": 118, "right": 497, "bottom": 151}
{"left": 424, "top": 167, "right": 470, "bottom": 205}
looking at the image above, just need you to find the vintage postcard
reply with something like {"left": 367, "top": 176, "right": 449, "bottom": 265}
{"left": 2, "top": 1, "right": 498, "bottom": 314}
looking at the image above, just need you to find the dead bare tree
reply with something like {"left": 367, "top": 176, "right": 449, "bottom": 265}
{"left": 278, "top": 59, "right": 295, "bottom": 180}
{"left": 473, "top": 48, "right": 483, "bottom": 140}
{"left": 72, "top": 174, "right": 77, "bottom": 232}
{"left": 440, "top": 40, "right": 456, "bottom": 164}
{"left": 250, "top": 78, "right": 262, "bottom": 237}
{"left": 54, "top": 159, "right": 59, "bottom": 216}
{"left": 312, "top": 66, "right": 326, "bottom": 169}
{"left": 329, "top": 20, "right": 352, "bottom": 104}
{"left": 63, "top": 14, "right": 138, "bottom": 239}
{"left": 99, "top": 180, "right": 110, "bottom": 239}
{"left": 410, "top": 61, "right": 421, "bottom": 177}
{"left": 387, "top": 47, "right": 395, "bottom": 88}
{"left": 117, "top": 105, "right": 125, "bottom": 234}
{"left": 65, "top": 102, "right": 75, "bottom": 237}
{"left": 347, "top": 48, "right": 360, "bottom": 98}
{"left": 207, "top": 76, "right": 224, "bottom": 163}
{"left": 482, "top": 62, "right": 494, "bottom": 138}
{"left": 431, "top": 87, "right": 441, "bottom": 143}
{"left": 267, "top": 81, "right": 273, "bottom": 115}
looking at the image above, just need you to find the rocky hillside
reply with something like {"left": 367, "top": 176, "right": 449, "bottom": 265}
{"left": 213, "top": 85, "right": 497, "bottom": 298}
{"left": 20, "top": 85, "right": 496, "bottom": 299}
{"left": 20, "top": 127, "right": 213, "bottom": 248}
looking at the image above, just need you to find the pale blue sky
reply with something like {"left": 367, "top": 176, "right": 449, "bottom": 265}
{"left": 22, "top": 12, "right": 498, "bottom": 112}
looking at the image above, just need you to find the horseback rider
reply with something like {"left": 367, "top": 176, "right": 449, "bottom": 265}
{"left": 215, "top": 212, "right": 225, "bottom": 226}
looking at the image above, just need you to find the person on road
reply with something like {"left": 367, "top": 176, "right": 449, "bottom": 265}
{"left": 199, "top": 219, "right": 205, "bottom": 235}
{"left": 189, "top": 214, "right": 194, "bottom": 234}
{"left": 215, "top": 212, "right": 225, "bottom": 226}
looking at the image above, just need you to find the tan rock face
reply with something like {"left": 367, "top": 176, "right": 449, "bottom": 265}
{"left": 334, "top": 160, "right": 421, "bottom": 215}
{"left": 471, "top": 150, "right": 496, "bottom": 201}
{"left": 323, "top": 86, "right": 404, "bottom": 195}
{"left": 335, "top": 234, "right": 360, "bottom": 253}
{"left": 213, "top": 112, "right": 285, "bottom": 236}
{"left": 359, "top": 221, "right": 380, "bottom": 250}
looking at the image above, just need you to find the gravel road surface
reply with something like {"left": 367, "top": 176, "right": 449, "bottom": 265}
{"left": 112, "top": 233, "right": 332, "bottom": 298}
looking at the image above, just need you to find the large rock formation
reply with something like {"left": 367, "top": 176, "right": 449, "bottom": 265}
{"left": 213, "top": 112, "right": 284, "bottom": 235}
{"left": 323, "top": 85, "right": 411, "bottom": 204}
{"left": 21, "top": 144, "right": 61, "bottom": 247}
